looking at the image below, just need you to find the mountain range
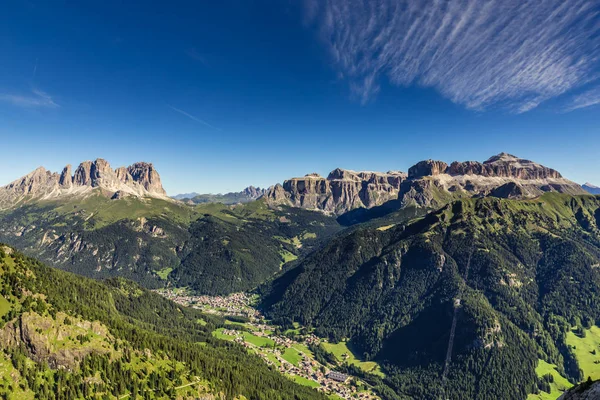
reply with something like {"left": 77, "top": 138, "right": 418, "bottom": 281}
{"left": 0, "top": 153, "right": 589, "bottom": 295}
{"left": 174, "top": 186, "right": 267, "bottom": 205}
{"left": 0, "top": 159, "right": 166, "bottom": 209}
{"left": 264, "top": 153, "right": 586, "bottom": 214}
{"left": 0, "top": 152, "right": 598, "bottom": 399}
{"left": 0, "top": 160, "right": 340, "bottom": 295}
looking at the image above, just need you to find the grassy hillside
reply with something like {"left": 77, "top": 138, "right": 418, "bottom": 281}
{"left": 0, "top": 245, "right": 328, "bottom": 400}
{"left": 262, "top": 193, "right": 600, "bottom": 399}
{"left": 0, "top": 194, "right": 340, "bottom": 294}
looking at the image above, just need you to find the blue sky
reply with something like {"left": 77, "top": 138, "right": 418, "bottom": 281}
{"left": 0, "top": 0, "right": 599, "bottom": 195}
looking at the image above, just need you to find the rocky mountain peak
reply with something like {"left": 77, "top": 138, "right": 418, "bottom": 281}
{"left": 59, "top": 165, "right": 72, "bottom": 188}
{"left": 583, "top": 182, "right": 600, "bottom": 195}
{"left": 483, "top": 152, "right": 519, "bottom": 164}
{"left": 242, "top": 186, "right": 266, "bottom": 199}
{"left": 4, "top": 166, "right": 56, "bottom": 197}
{"left": 0, "top": 159, "right": 168, "bottom": 208}
{"left": 126, "top": 162, "right": 166, "bottom": 195}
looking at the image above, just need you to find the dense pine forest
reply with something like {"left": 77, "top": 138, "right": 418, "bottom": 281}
{"left": 262, "top": 194, "right": 600, "bottom": 399}
{"left": 0, "top": 245, "right": 327, "bottom": 400}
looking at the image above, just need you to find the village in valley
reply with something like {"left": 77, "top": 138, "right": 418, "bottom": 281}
{"left": 158, "top": 289, "right": 381, "bottom": 400}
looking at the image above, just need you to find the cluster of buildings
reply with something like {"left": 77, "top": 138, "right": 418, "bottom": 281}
{"left": 157, "top": 290, "right": 259, "bottom": 318}
{"left": 224, "top": 326, "right": 378, "bottom": 400}
{"left": 158, "top": 289, "right": 380, "bottom": 400}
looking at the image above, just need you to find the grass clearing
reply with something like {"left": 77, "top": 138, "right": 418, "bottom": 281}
{"left": 242, "top": 332, "right": 274, "bottom": 348}
{"left": 0, "top": 352, "right": 35, "bottom": 400}
{"left": 279, "top": 249, "right": 298, "bottom": 266}
{"left": 265, "top": 353, "right": 281, "bottom": 367}
{"left": 288, "top": 374, "right": 320, "bottom": 388}
{"left": 0, "top": 296, "right": 11, "bottom": 318}
{"left": 322, "top": 341, "right": 384, "bottom": 377}
{"left": 282, "top": 348, "right": 303, "bottom": 366}
{"left": 566, "top": 326, "right": 600, "bottom": 380}
{"left": 292, "top": 343, "right": 314, "bottom": 358}
{"left": 212, "top": 328, "right": 236, "bottom": 341}
{"left": 527, "top": 360, "right": 572, "bottom": 400}
{"left": 155, "top": 267, "right": 173, "bottom": 280}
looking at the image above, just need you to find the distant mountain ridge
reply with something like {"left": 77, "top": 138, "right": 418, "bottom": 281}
{"left": 172, "top": 192, "right": 200, "bottom": 200}
{"left": 0, "top": 158, "right": 167, "bottom": 208}
{"left": 175, "top": 186, "right": 267, "bottom": 204}
{"left": 583, "top": 182, "right": 600, "bottom": 195}
{"left": 264, "top": 153, "right": 585, "bottom": 214}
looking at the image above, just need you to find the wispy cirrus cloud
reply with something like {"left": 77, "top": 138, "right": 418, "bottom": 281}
{"left": 305, "top": 0, "right": 600, "bottom": 112}
{"left": 168, "top": 105, "right": 220, "bottom": 131}
{"left": 564, "top": 86, "right": 600, "bottom": 111}
{"left": 0, "top": 87, "right": 59, "bottom": 108}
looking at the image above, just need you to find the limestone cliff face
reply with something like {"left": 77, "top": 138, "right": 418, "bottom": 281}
{"left": 266, "top": 153, "right": 585, "bottom": 214}
{"left": 0, "top": 159, "right": 168, "bottom": 208}
{"left": 265, "top": 169, "right": 407, "bottom": 214}
{"left": 0, "top": 312, "right": 112, "bottom": 370}
{"left": 400, "top": 153, "right": 586, "bottom": 208}
{"left": 408, "top": 160, "right": 448, "bottom": 178}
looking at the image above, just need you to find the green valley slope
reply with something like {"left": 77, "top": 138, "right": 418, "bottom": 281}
{"left": 0, "top": 195, "right": 340, "bottom": 294}
{"left": 0, "top": 245, "right": 327, "bottom": 399}
{"left": 262, "top": 193, "right": 600, "bottom": 399}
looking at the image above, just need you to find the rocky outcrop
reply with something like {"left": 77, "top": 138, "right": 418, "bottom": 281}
{"left": 489, "top": 182, "right": 525, "bottom": 199}
{"left": 408, "top": 160, "right": 448, "bottom": 178}
{"left": 265, "top": 169, "right": 407, "bottom": 214}
{"left": 2, "top": 167, "right": 60, "bottom": 197}
{"left": 559, "top": 379, "right": 600, "bottom": 399}
{"left": 0, "top": 159, "right": 168, "bottom": 209}
{"left": 0, "top": 312, "right": 112, "bottom": 370}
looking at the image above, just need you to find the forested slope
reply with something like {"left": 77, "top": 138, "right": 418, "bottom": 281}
{"left": 262, "top": 194, "right": 600, "bottom": 399}
{"left": 0, "top": 196, "right": 340, "bottom": 294}
{"left": 0, "top": 245, "right": 327, "bottom": 400}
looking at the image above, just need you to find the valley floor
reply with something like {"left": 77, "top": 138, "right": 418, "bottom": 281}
{"left": 157, "top": 289, "right": 381, "bottom": 400}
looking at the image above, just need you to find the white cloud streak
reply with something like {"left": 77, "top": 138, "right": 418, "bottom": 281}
{"left": 0, "top": 87, "right": 59, "bottom": 108}
{"left": 305, "top": 0, "right": 600, "bottom": 112}
{"left": 168, "top": 105, "right": 220, "bottom": 131}
{"left": 564, "top": 85, "right": 600, "bottom": 111}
